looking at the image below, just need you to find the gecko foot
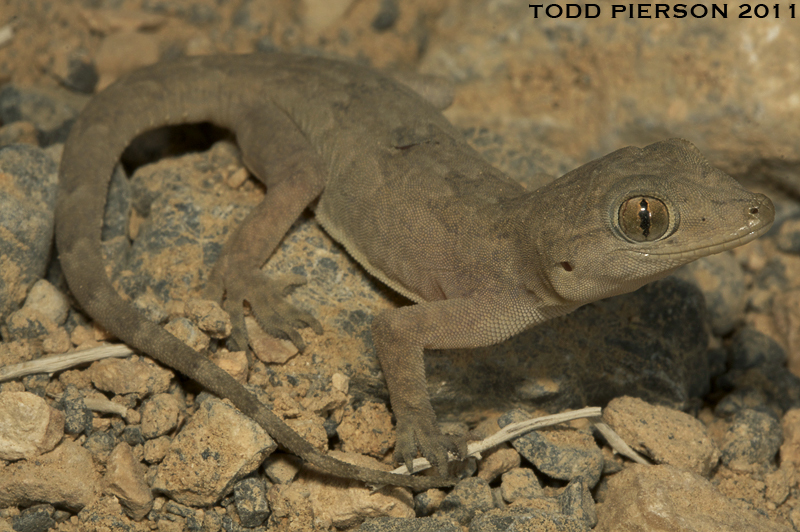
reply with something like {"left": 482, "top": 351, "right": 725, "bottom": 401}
{"left": 214, "top": 270, "right": 323, "bottom": 353}
{"left": 395, "top": 416, "right": 468, "bottom": 476}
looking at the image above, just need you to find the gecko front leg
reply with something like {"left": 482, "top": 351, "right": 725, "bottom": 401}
{"left": 371, "top": 292, "right": 544, "bottom": 474}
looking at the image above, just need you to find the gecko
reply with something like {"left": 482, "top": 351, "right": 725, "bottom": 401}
{"left": 55, "top": 53, "right": 775, "bottom": 490}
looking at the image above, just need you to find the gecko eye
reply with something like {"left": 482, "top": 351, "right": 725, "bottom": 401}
{"left": 619, "top": 196, "right": 669, "bottom": 242}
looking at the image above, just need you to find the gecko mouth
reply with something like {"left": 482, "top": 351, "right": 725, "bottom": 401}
{"left": 636, "top": 221, "right": 772, "bottom": 260}
{"left": 631, "top": 192, "right": 775, "bottom": 261}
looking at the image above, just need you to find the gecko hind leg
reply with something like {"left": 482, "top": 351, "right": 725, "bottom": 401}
{"left": 205, "top": 103, "right": 326, "bottom": 355}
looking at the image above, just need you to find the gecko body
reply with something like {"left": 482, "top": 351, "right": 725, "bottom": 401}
{"left": 56, "top": 53, "right": 774, "bottom": 489}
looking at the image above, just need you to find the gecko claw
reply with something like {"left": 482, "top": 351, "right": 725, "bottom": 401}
{"left": 395, "top": 418, "right": 467, "bottom": 477}
{"left": 212, "top": 268, "right": 322, "bottom": 354}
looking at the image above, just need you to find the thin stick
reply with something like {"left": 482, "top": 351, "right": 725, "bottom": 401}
{"left": 0, "top": 344, "right": 134, "bottom": 382}
{"left": 390, "top": 406, "right": 603, "bottom": 475}
{"left": 593, "top": 421, "right": 651, "bottom": 465}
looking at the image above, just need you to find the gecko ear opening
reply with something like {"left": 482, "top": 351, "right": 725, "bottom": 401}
{"left": 560, "top": 261, "right": 573, "bottom": 272}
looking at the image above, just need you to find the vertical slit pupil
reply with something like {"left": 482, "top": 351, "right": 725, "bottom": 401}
{"left": 638, "top": 198, "right": 651, "bottom": 238}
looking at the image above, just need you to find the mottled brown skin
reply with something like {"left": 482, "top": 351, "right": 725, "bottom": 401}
{"left": 55, "top": 53, "right": 774, "bottom": 489}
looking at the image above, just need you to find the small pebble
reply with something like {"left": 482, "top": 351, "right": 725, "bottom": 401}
{"left": 721, "top": 409, "right": 782, "bottom": 472}
{"left": 0, "top": 391, "right": 64, "bottom": 460}
{"left": 433, "top": 477, "right": 493, "bottom": 526}
{"left": 233, "top": 477, "right": 270, "bottom": 528}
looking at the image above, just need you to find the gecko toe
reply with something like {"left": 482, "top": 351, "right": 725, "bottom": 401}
{"left": 215, "top": 268, "right": 322, "bottom": 353}
{"left": 395, "top": 418, "right": 466, "bottom": 477}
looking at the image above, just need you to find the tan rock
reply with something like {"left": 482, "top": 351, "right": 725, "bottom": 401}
{"left": 604, "top": 396, "right": 720, "bottom": 476}
{"left": 151, "top": 398, "right": 276, "bottom": 506}
{"left": 104, "top": 442, "right": 153, "bottom": 520}
{"left": 780, "top": 408, "right": 800, "bottom": 467}
{"left": 0, "top": 441, "right": 101, "bottom": 511}
{"left": 293, "top": 451, "right": 414, "bottom": 529}
{"left": 0, "top": 391, "right": 64, "bottom": 460}
{"left": 477, "top": 446, "right": 521, "bottom": 483}
{"left": 596, "top": 464, "right": 792, "bottom": 532}
{"left": 95, "top": 31, "right": 160, "bottom": 90}
{"left": 140, "top": 393, "right": 183, "bottom": 439}
{"left": 245, "top": 316, "right": 298, "bottom": 364}
{"left": 88, "top": 357, "right": 173, "bottom": 397}
{"left": 337, "top": 402, "right": 395, "bottom": 458}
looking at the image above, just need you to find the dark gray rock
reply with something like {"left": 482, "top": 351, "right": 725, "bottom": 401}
{"left": 11, "top": 504, "right": 56, "bottom": 532}
{"left": 121, "top": 425, "right": 146, "bottom": 447}
{"left": 558, "top": 478, "right": 596, "bottom": 529}
{"left": 499, "top": 410, "right": 603, "bottom": 488}
{"left": 433, "top": 477, "right": 494, "bottom": 526}
{"left": 414, "top": 490, "right": 444, "bottom": 517}
{"left": 358, "top": 516, "right": 461, "bottom": 532}
{"left": 0, "top": 144, "right": 58, "bottom": 322}
{"left": 672, "top": 253, "right": 747, "bottom": 336}
{"left": 469, "top": 507, "right": 589, "bottom": 532}
{"left": 423, "top": 277, "right": 710, "bottom": 424}
{"left": 0, "top": 84, "right": 87, "bottom": 145}
{"left": 84, "top": 430, "right": 117, "bottom": 463}
{"left": 717, "top": 364, "right": 800, "bottom": 414}
{"left": 714, "top": 388, "right": 774, "bottom": 418}
{"left": 233, "top": 477, "right": 270, "bottom": 528}
{"left": 721, "top": 409, "right": 782, "bottom": 471}
{"left": 730, "top": 328, "right": 786, "bottom": 370}
{"left": 58, "top": 385, "right": 93, "bottom": 435}
{"left": 58, "top": 53, "right": 99, "bottom": 94}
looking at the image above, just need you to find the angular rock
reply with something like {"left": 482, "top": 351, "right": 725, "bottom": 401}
{"left": 0, "top": 441, "right": 101, "bottom": 511}
{"left": 104, "top": 442, "right": 153, "bottom": 520}
{"left": 558, "top": 478, "right": 596, "bottom": 529}
{"left": 140, "top": 393, "right": 182, "bottom": 439}
{"left": 500, "top": 467, "right": 543, "bottom": 503}
{"left": 84, "top": 430, "right": 116, "bottom": 463}
{"left": 117, "top": 141, "right": 259, "bottom": 308}
{"left": 337, "top": 402, "right": 395, "bottom": 458}
{"left": 20, "top": 280, "right": 70, "bottom": 326}
{"left": 292, "top": 450, "right": 414, "bottom": 528}
{"left": 604, "top": 396, "right": 720, "bottom": 476}
{"left": 57, "top": 385, "right": 92, "bottom": 435}
{"left": 151, "top": 397, "right": 276, "bottom": 506}
{"left": 10, "top": 504, "right": 56, "bottom": 532}
{"left": 0, "top": 391, "right": 64, "bottom": 460}
{"left": 234, "top": 477, "right": 270, "bottom": 528}
{"left": 477, "top": 446, "right": 521, "bottom": 483}
{"left": 595, "top": 464, "right": 791, "bottom": 532}
{"left": 433, "top": 477, "right": 493, "bottom": 526}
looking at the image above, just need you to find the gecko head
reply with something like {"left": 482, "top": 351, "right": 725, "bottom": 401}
{"left": 532, "top": 138, "right": 774, "bottom": 304}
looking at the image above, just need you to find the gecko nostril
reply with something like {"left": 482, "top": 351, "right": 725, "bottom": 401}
{"left": 750, "top": 207, "right": 759, "bottom": 215}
